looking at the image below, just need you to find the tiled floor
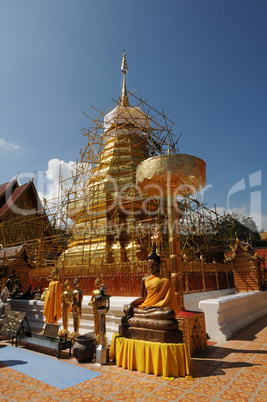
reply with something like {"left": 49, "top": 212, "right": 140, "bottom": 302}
{"left": 1, "top": 315, "right": 267, "bottom": 401}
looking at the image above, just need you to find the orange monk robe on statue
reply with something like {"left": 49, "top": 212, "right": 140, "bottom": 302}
{"left": 139, "top": 275, "right": 180, "bottom": 316}
{"left": 43, "top": 280, "right": 62, "bottom": 324}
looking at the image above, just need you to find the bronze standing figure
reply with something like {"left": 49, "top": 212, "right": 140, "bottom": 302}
{"left": 88, "top": 277, "right": 102, "bottom": 343}
{"left": 70, "top": 276, "right": 83, "bottom": 338}
{"left": 60, "top": 279, "right": 72, "bottom": 336}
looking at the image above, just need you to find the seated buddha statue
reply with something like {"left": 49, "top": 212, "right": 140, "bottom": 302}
{"left": 120, "top": 244, "right": 182, "bottom": 342}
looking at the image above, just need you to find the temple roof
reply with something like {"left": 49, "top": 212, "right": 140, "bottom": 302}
{"left": 0, "top": 179, "right": 44, "bottom": 220}
{"left": 0, "top": 180, "right": 17, "bottom": 199}
{"left": 225, "top": 236, "right": 264, "bottom": 263}
{"left": 255, "top": 248, "right": 267, "bottom": 267}
{"left": 0, "top": 244, "right": 34, "bottom": 267}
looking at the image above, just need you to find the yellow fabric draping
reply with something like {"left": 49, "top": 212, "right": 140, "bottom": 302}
{"left": 110, "top": 335, "right": 192, "bottom": 378}
{"left": 139, "top": 275, "right": 180, "bottom": 316}
{"left": 43, "top": 280, "right": 62, "bottom": 324}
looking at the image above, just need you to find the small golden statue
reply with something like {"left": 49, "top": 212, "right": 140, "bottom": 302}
{"left": 43, "top": 267, "right": 61, "bottom": 324}
{"left": 59, "top": 279, "right": 72, "bottom": 336}
{"left": 88, "top": 277, "right": 102, "bottom": 343}
{"left": 70, "top": 276, "right": 83, "bottom": 338}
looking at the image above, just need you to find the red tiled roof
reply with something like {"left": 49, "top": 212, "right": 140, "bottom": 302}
{"left": 0, "top": 182, "right": 29, "bottom": 218}
{"left": 225, "top": 240, "right": 264, "bottom": 263}
{"left": 0, "top": 180, "right": 16, "bottom": 199}
{"left": 256, "top": 248, "right": 267, "bottom": 268}
{"left": 0, "top": 244, "right": 34, "bottom": 268}
{"left": 0, "top": 245, "right": 24, "bottom": 259}
{"left": 0, "top": 181, "right": 44, "bottom": 219}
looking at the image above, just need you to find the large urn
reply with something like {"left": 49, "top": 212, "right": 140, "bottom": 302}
{"left": 73, "top": 333, "right": 96, "bottom": 363}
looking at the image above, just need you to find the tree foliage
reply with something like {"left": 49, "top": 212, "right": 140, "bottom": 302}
{"left": 217, "top": 213, "right": 265, "bottom": 248}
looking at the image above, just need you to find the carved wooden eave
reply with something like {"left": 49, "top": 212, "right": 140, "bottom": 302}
{"left": 224, "top": 251, "right": 236, "bottom": 263}
{"left": 0, "top": 244, "right": 35, "bottom": 268}
{"left": 224, "top": 235, "right": 263, "bottom": 264}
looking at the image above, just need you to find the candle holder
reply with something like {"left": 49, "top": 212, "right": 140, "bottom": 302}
{"left": 95, "top": 283, "right": 111, "bottom": 364}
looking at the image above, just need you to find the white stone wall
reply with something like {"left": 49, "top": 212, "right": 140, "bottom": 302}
{"left": 10, "top": 289, "right": 267, "bottom": 343}
{"left": 199, "top": 290, "right": 267, "bottom": 340}
{"left": 10, "top": 289, "right": 237, "bottom": 343}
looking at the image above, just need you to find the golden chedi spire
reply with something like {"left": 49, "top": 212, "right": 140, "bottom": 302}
{"left": 121, "top": 49, "right": 129, "bottom": 107}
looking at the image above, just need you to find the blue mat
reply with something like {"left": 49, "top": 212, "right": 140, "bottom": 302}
{"left": 0, "top": 345, "right": 101, "bottom": 389}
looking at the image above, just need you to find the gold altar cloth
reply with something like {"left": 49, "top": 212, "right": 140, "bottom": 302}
{"left": 110, "top": 334, "right": 192, "bottom": 378}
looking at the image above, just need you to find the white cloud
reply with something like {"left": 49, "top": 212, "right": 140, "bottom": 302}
{"left": 36, "top": 158, "right": 77, "bottom": 228}
{"left": 0, "top": 137, "right": 19, "bottom": 150}
{"left": 39, "top": 158, "right": 76, "bottom": 202}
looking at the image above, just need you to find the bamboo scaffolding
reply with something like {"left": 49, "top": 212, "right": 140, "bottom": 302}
{"left": 0, "top": 90, "right": 236, "bottom": 296}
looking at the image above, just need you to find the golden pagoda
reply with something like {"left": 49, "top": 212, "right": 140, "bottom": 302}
{"left": 61, "top": 51, "right": 157, "bottom": 267}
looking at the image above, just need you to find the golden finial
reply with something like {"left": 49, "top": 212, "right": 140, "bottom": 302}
{"left": 121, "top": 49, "right": 128, "bottom": 73}
{"left": 121, "top": 49, "right": 129, "bottom": 107}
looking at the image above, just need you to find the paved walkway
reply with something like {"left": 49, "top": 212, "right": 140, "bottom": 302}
{"left": 0, "top": 315, "right": 267, "bottom": 401}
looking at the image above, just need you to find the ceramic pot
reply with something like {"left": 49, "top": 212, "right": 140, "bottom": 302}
{"left": 73, "top": 333, "right": 96, "bottom": 363}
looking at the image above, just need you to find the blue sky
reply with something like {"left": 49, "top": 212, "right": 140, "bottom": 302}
{"left": 0, "top": 0, "right": 266, "bottom": 231}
